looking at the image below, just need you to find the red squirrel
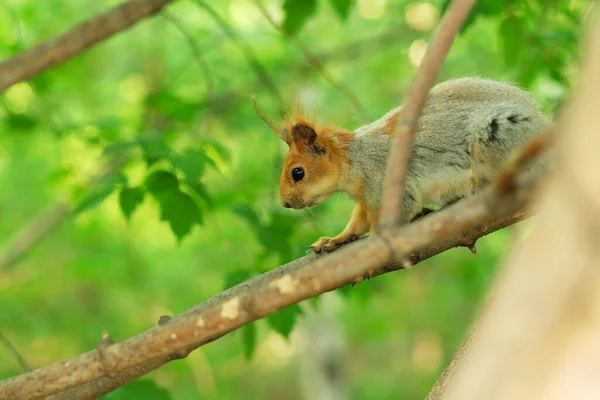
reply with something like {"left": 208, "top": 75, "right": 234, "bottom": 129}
{"left": 254, "top": 77, "right": 551, "bottom": 253}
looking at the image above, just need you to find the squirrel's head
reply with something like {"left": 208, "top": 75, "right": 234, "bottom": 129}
{"left": 253, "top": 97, "right": 354, "bottom": 209}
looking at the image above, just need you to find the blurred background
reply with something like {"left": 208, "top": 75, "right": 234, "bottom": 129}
{"left": 0, "top": 0, "right": 589, "bottom": 398}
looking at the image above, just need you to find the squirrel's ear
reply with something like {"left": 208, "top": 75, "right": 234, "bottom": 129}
{"left": 292, "top": 123, "right": 326, "bottom": 155}
{"left": 291, "top": 123, "right": 316, "bottom": 146}
{"left": 252, "top": 95, "right": 290, "bottom": 143}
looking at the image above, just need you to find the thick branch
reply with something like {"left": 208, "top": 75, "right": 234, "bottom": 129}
{"left": 379, "top": 0, "right": 477, "bottom": 228}
{"left": 0, "top": 0, "right": 175, "bottom": 93}
{"left": 0, "top": 174, "right": 537, "bottom": 399}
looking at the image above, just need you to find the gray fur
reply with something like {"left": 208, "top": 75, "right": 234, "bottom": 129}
{"left": 345, "top": 77, "right": 551, "bottom": 220}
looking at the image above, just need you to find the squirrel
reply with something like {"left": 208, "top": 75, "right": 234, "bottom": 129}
{"left": 253, "top": 77, "right": 552, "bottom": 253}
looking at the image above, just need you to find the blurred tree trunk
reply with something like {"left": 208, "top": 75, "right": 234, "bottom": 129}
{"left": 294, "top": 294, "right": 349, "bottom": 400}
{"left": 428, "top": 11, "right": 600, "bottom": 400}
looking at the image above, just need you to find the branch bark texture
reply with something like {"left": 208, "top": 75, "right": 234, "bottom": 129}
{"left": 0, "top": 177, "right": 537, "bottom": 399}
{"left": 0, "top": 0, "right": 176, "bottom": 93}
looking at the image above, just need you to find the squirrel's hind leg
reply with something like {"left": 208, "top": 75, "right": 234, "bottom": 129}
{"left": 310, "top": 203, "right": 370, "bottom": 253}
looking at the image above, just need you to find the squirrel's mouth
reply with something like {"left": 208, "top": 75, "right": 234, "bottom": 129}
{"left": 284, "top": 195, "right": 326, "bottom": 209}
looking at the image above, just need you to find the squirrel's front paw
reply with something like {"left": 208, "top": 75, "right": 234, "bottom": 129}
{"left": 309, "top": 234, "right": 359, "bottom": 254}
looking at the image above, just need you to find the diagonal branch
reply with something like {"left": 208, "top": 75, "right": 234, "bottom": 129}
{"left": 252, "top": 0, "right": 372, "bottom": 122}
{"left": 0, "top": 172, "right": 539, "bottom": 399}
{"left": 193, "top": 0, "right": 285, "bottom": 111}
{"left": 0, "top": 156, "right": 127, "bottom": 272}
{"left": 378, "top": 0, "right": 477, "bottom": 228}
{"left": 0, "top": 333, "right": 31, "bottom": 373}
{"left": 0, "top": 0, "right": 177, "bottom": 93}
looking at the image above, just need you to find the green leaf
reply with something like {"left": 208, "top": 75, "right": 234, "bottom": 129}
{"left": 224, "top": 269, "right": 253, "bottom": 290}
{"left": 205, "top": 140, "right": 231, "bottom": 162}
{"left": 231, "top": 204, "right": 262, "bottom": 227}
{"left": 73, "top": 171, "right": 127, "bottom": 215}
{"left": 172, "top": 148, "right": 210, "bottom": 183}
{"left": 145, "top": 170, "right": 180, "bottom": 199}
{"left": 242, "top": 323, "right": 257, "bottom": 360}
{"left": 189, "top": 181, "right": 213, "bottom": 207}
{"left": 102, "top": 141, "right": 137, "bottom": 157}
{"left": 146, "top": 91, "right": 202, "bottom": 124}
{"left": 500, "top": 18, "right": 525, "bottom": 65}
{"left": 138, "top": 136, "right": 171, "bottom": 166}
{"left": 328, "top": 0, "right": 354, "bottom": 20}
{"left": 103, "top": 379, "right": 172, "bottom": 400}
{"left": 5, "top": 113, "right": 38, "bottom": 131}
{"left": 267, "top": 304, "right": 302, "bottom": 338}
{"left": 283, "top": 0, "right": 318, "bottom": 34}
{"left": 119, "top": 186, "right": 145, "bottom": 220}
{"left": 159, "top": 190, "right": 203, "bottom": 242}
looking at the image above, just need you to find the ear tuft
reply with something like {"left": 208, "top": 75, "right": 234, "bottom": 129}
{"left": 252, "top": 95, "right": 290, "bottom": 143}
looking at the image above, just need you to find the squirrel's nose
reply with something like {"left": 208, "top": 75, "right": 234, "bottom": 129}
{"left": 284, "top": 202, "right": 291, "bottom": 208}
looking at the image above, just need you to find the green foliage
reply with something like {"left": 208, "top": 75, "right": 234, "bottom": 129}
{"left": 232, "top": 204, "right": 299, "bottom": 264}
{"left": 267, "top": 304, "right": 302, "bottom": 338}
{"left": 73, "top": 171, "right": 128, "bottom": 216}
{"left": 119, "top": 186, "right": 145, "bottom": 221}
{"left": 328, "top": 0, "right": 355, "bottom": 20}
{"left": 242, "top": 323, "right": 257, "bottom": 360}
{"left": 103, "top": 379, "right": 172, "bottom": 400}
{"left": 283, "top": 0, "right": 318, "bottom": 33}
{"left": 145, "top": 170, "right": 204, "bottom": 242}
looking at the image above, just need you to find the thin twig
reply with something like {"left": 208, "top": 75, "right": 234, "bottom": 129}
{"left": 0, "top": 156, "right": 128, "bottom": 271}
{"left": 0, "top": 0, "right": 177, "bottom": 93}
{"left": 0, "top": 333, "right": 31, "bottom": 373}
{"left": 161, "top": 11, "right": 214, "bottom": 135}
{"left": 378, "top": 0, "right": 477, "bottom": 228}
{"left": 193, "top": 0, "right": 285, "bottom": 112}
{"left": 253, "top": 0, "right": 372, "bottom": 122}
{"left": 0, "top": 172, "right": 538, "bottom": 399}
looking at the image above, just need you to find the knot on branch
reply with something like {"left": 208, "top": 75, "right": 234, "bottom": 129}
{"left": 97, "top": 331, "right": 116, "bottom": 377}
{"left": 158, "top": 315, "right": 172, "bottom": 325}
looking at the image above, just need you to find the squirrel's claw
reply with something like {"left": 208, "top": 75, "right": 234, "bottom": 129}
{"left": 310, "top": 234, "right": 360, "bottom": 254}
{"left": 309, "top": 237, "right": 332, "bottom": 254}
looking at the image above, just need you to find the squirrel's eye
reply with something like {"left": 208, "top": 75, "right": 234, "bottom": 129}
{"left": 291, "top": 167, "right": 305, "bottom": 182}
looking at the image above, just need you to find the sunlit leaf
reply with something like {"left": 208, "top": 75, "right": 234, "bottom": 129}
{"left": 224, "top": 269, "right": 253, "bottom": 290}
{"left": 119, "top": 186, "right": 145, "bottom": 221}
{"left": 146, "top": 91, "right": 202, "bottom": 124}
{"left": 6, "top": 113, "right": 37, "bottom": 131}
{"left": 73, "top": 171, "right": 127, "bottom": 215}
{"left": 328, "top": 0, "right": 354, "bottom": 20}
{"left": 158, "top": 190, "right": 203, "bottom": 242}
{"left": 242, "top": 323, "right": 257, "bottom": 360}
{"left": 283, "top": 0, "right": 318, "bottom": 34}
{"left": 267, "top": 304, "right": 302, "bottom": 338}
{"left": 145, "top": 170, "right": 180, "bottom": 199}
{"left": 103, "top": 379, "right": 172, "bottom": 400}
{"left": 138, "top": 135, "right": 172, "bottom": 166}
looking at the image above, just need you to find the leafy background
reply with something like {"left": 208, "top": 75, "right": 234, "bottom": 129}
{"left": 0, "top": 0, "right": 588, "bottom": 398}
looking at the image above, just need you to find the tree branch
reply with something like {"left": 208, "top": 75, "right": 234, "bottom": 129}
{"left": 0, "top": 171, "right": 539, "bottom": 399}
{"left": 379, "top": 0, "right": 477, "bottom": 228}
{"left": 0, "top": 0, "right": 176, "bottom": 93}
{"left": 0, "top": 333, "right": 30, "bottom": 373}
